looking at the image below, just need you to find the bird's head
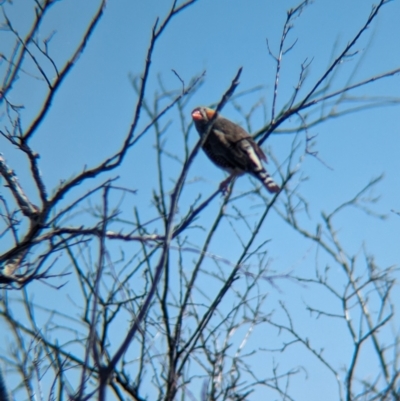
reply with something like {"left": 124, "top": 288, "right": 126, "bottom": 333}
{"left": 191, "top": 107, "right": 218, "bottom": 135}
{"left": 191, "top": 107, "right": 216, "bottom": 122}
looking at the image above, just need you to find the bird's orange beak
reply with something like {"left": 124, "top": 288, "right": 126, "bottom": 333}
{"left": 191, "top": 109, "right": 202, "bottom": 120}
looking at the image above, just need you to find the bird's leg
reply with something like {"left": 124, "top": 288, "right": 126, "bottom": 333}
{"left": 219, "top": 175, "right": 234, "bottom": 195}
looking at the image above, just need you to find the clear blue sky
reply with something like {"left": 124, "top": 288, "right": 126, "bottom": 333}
{"left": 1, "top": 0, "right": 399, "bottom": 400}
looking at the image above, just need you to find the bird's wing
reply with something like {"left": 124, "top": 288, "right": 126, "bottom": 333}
{"left": 210, "top": 128, "right": 261, "bottom": 172}
{"left": 213, "top": 118, "right": 267, "bottom": 160}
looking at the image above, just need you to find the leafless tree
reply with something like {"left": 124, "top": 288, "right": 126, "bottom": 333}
{"left": 0, "top": 1, "right": 399, "bottom": 400}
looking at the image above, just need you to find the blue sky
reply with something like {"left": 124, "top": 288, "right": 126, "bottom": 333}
{"left": 1, "top": 0, "right": 400, "bottom": 400}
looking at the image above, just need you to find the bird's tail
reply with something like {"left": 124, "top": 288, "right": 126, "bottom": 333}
{"left": 256, "top": 169, "right": 280, "bottom": 193}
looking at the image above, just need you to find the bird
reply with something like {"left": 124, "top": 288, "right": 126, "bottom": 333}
{"left": 191, "top": 106, "right": 280, "bottom": 193}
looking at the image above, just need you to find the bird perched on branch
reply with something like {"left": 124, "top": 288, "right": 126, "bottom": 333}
{"left": 191, "top": 107, "right": 280, "bottom": 194}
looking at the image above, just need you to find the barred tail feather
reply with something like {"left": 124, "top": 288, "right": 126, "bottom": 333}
{"left": 257, "top": 169, "right": 280, "bottom": 193}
